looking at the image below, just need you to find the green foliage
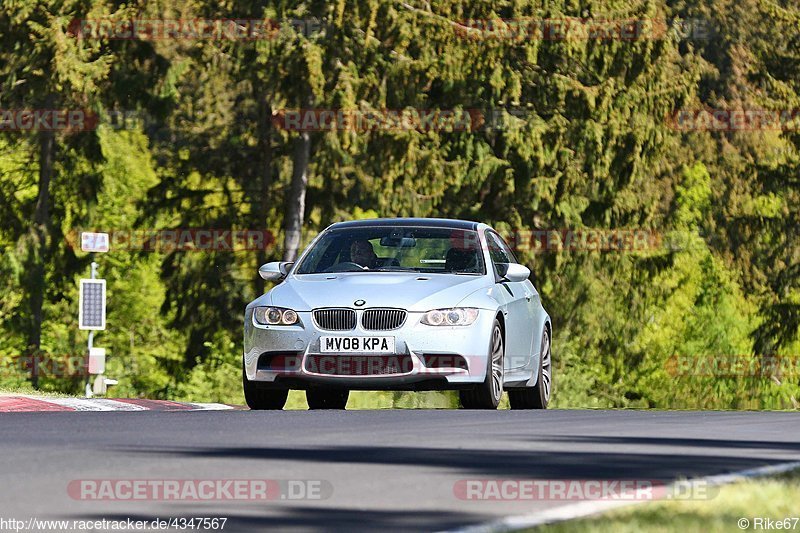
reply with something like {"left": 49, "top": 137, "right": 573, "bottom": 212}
{"left": 1, "top": 0, "right": 798, "bottom": 410}
{"left": 174, "top": 331, "right": 242, "bottom": 404}
{"left": 675, "top": 163, "right": 711, "bottom": 228}
{"left": 537, "top": 468, "right": 800, "bottom": 533}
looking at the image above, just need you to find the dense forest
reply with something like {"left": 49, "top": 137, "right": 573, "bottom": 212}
{"left": 1, "top": 0, "right": 798, "bottom": 409}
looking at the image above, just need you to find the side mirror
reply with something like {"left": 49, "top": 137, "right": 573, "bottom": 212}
{"left": 259, "top": 261, "right": 294, "bottom": 281}
{"left": 502, "top": 263, "right": 530, "bottom": 283}
{"left": 279, "top": 262, "right": 294, "bottom": 276}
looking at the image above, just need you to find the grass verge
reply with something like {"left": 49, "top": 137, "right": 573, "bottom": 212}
{"left": 532, "top": 468, "right": 800, "bottom": 533}
{"left": 0, "top": 386, "right": 73, "bottom": 398}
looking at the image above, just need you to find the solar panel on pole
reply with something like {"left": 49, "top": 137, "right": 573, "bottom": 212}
{"left": 79, "top": 279, "right": 106, "bottom": 331}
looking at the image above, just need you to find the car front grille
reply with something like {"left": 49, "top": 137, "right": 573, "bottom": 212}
{"left": 313, "top": 308, "right": 357, "bottom": 331}
{"left": 361, "top": 309, "right": 407, "bottom": 330}
{"left": 304, "top": 354, "right": 413, "bottom": 376}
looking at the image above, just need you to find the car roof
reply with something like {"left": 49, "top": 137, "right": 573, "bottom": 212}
{"left": 327, "top": 218, "right": 481, "bottom": 231}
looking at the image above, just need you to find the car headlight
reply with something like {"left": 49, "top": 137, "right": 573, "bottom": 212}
{"left": 420, "top": 308, "right": 479, "bottom": 326}
{"left": 254, "top": 306, "right": 299, "bottom": 325}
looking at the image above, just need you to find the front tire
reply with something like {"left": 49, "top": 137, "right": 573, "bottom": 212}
{"left": 509, "top": 327, "right": 552, "bottom": 409}
{"left": 306, "top": 388, "right": 349, "bottom": 410}
{"left": 242, "top": 366, "right": 288, "bottom": 410}
{"left": 460, "top": 319, "right": 504, "bottom": 409}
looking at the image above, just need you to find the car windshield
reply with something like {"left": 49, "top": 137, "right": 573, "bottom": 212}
{"left": 295, "top": 226, "right": 486, "bottom": 275}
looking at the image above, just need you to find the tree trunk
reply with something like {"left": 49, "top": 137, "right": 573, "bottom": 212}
{"left": 283, "top": 130, "right": 311, "bottom": 262}
{"left": 27, "top": 127, "right": 55, "bottom": 388}
{"left": 254, "top": 99, "right": 274, "bottom": 294}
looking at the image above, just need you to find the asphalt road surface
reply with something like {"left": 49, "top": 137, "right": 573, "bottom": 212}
{"left": 2, "top": 410, "right": 800, "bottom": 532}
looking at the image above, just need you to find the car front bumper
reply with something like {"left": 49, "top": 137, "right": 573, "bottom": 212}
{"left": 243, "top": 308, "right": 495, "bottom": 390}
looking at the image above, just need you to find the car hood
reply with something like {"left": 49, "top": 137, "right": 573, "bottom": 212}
{"left": 251, "top": 272, "right": 492, "bottom": 312}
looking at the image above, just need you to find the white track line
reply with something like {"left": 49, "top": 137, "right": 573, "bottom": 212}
{"left": 42, "top": 398, "right": 148, "bottom": 411}
{"left": 445, "top": 460, "right": 800, "bottom": 533}
{"left": 185, "top": 402, "right": 236, "bottom": 411}
{"left": 12, "top": 395, "right": 235, "bottom": 412}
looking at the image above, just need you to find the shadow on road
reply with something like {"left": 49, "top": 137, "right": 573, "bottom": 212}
{"left": 73, "top": 507, "right": 489, "bottom": 532}
{"left": 125, "top": 443, "right": 794, "bottom": 480}
{"left": 529, "top": 435, "right": 800, "bottom": 452}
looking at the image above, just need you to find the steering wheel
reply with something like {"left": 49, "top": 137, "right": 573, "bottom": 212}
{"left": 324, "top": 262, "right": 367, "bottom": 272}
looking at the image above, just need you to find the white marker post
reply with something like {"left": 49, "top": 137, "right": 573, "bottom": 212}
{"left": 79, "top": 232, "right": 109, "bottom": 397}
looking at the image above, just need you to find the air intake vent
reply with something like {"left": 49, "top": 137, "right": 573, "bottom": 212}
{"left": 305, "top": 354, "right": 413, "bottom": 375}
{"left": 361, "top": 309, "right": 407, "bottom": 330}
{"left": 313, "top": 308, "right": 356, "bottom": 330}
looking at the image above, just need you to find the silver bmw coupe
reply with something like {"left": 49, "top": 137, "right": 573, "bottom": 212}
{"left": 243, "top": 218, "right": 552, "bottom": 410}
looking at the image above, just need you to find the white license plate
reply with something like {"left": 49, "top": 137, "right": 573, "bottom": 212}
{"left": 320, "top": 336, "right": 395, "bottom": 353}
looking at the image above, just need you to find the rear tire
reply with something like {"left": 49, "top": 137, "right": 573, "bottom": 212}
{"left": 460, "top": 319, "right": 504, "bottom": 409}
{"left": 306, "top": 388, "right": 349, "bottom": 410}
{"left": 509, "top": 327, "right": 552, "bottom": 409}
{"left": 242, "top": 366, "right": 288, "bottom": 410}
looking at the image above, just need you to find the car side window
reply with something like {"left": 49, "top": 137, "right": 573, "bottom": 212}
{"left": 485, "top": 231, "right": 517, "bottom": 278}
{"left": 486, "top": 231, "right": 517, "bottom": 263}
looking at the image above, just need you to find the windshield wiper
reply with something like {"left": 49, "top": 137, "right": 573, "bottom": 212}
{"left": 370, "top": 266, "right": 417, "bottom": 272}
{"left": 324, "top": 265, "right": 366, "bottom": 273}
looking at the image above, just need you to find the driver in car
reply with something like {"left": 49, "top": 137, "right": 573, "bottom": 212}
{"left": 350, "top": 239, "right": 380, "bottom": 268}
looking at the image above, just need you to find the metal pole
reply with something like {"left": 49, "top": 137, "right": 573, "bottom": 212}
{"left": 85, "top": 260, "right": 97, "bottom": 398}
{"left": 31, "top": 352, "right": 38, "bottom": 389}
